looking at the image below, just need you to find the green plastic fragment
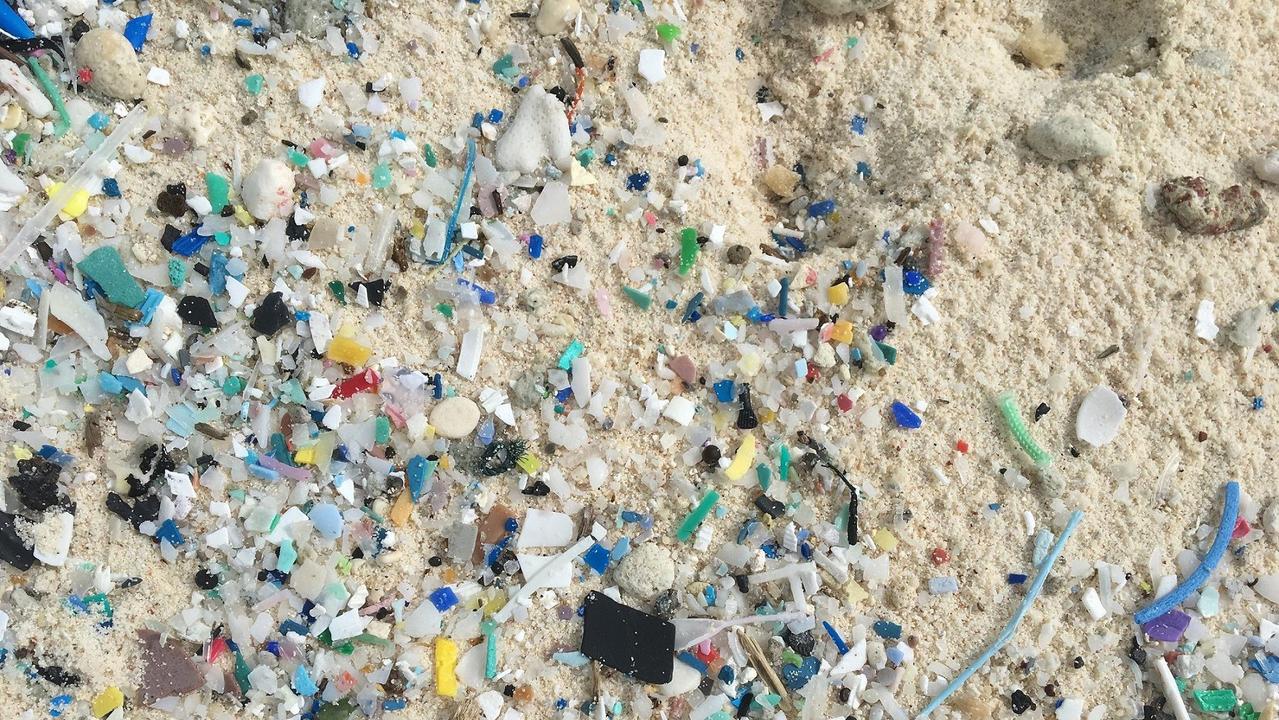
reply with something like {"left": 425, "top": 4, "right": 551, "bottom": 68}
{"left": 205, "top": 173, "right": 229, "bottom": 212}
{"left": 423, "top": 144, "right": 438, "bottom": 167}
{"left": 233, "top": 651, "right": 252, "bottom": 692}
{"left": 12, "top": 133, "right": 30, "bottom": 158}
{"left": 26, "top": 58, "right": 70, "bottom": 137}
{"left": 244, "top": 74, "right": 265, "bottom": 95}
{"left": 166, "top": 258, "right": 187, "bottom": 289}
{"left": 287, "top": 149, "right": 308, "bottom": 167}
{"left": 846, "top": 36, "right": 859, "bottom": 48}
{"left": 756, "top": 464, "right": 770, "bottom": 490}
{"left": 677, "top": 489, "right": 720, "bottom": 542}
{"left": 83, "top": 592, "right": 113, "bottom": 621}
{"left": 328, "top": 281, "right": 346, "bottom": 304}
{"left": 1240, "top": 703, "right": 1259, "bottom": 720}
{"left": 352, "top": 633, "right": 391, "bottom": 647}
{"left": 215, "top": 231, "right": 231, "bottom": 246}
{"left": 558, "top": 339, "right": 584, "bottom": 370}
{"left": 678, "top": 227, "right": 700, "bottom": 275}
{"left": 436, "top": 303, "right": 454, "bottom": 319}
{"left": 371, "top": 162, "right": 392, "bottom": 190}
{"left": 656, "top": 23, "right": 682, "bottom": 42}
{"left": 577, "top": 148, "right": 595, "bottom": 167}
{"left": 280, "top": 379, "right": 306, "bottom": 404}
{"left": 222, "top": 376, "right": 245, "bottom": 396}
{"left": 277, "top": 538, "right": 297, "bottom": 572}
{"left": 876, "top": 341, "right": 897, "bottom": 365}
{"left": 482, "top": 619, "right": 498, "bottom": 680}
{"left": 77, "top": 247, "right": 145, "bottom": 308}
{"left": 492, "top": 54, "right": 519, "bottom": 82}
{"left": 779, "top": 445, "right": 790, "bottom": 481}
{"left": 1194, "top": 689, "right": 1237, "bottom": 713}
{"left": 997, "top": 392, "right": 1052, "bottom": 468}
{"left": 374, "top": 416, "right": 391, "bottom": 444}
{"left": 622, "top": 286, "right": 652, "bottom": 310}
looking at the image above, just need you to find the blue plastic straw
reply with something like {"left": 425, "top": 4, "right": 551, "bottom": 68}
{"left": 916, "top": 510, "right": 1084, "bottom": 719}
{"left": 429, "top": 137, "right": 476, "bottom": 265}
{"left": 1133, "top": 481, "right": 1239, "bottom": 625}
{"left": 0, "top": 2, "right": 34, "bottom": 40}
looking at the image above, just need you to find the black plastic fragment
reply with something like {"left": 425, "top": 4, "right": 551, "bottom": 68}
{"left": 579, "top": 591, "right": 675, "bottom": 683}
{"left": 177, "top": 296, "right": 219, "bottom": 328}
{"left": 0, "top": 512, "right": 35, "bottom": 570}
{"left": 250, "top": 292, "right": 291, "bottom": 336}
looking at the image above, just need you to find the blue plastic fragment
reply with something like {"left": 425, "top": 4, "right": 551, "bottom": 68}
{"left": 712, "top": 379, "right": 735, "bottom": 402}
{"left": 872, "top": 619, "right": 902, "bottom": 639}
{"left": 676, "top": 651, "right": 708, "bottom": 673}
{"left": 851, "top": 115, "right": 867, "bottom": 135}
{"left": 903, "top": 269, "right": 931, "bottom": 295}
{"left": 1248, "top": 655, "right": 1279, "bottom": 684}
{"left": 209, "top": 252, "right": 228, "bottom": 295}
{"left": 171, "top": 226, "right": 209, "bottom": 256}
{"left": 625, "top": 171, "right": 650, "bottom": 191}
{"left": 822, "top": 621, "right": 849, "bottom": 654}
{"left": 582, "top": 543, "right": 611, "bottom": 574}
{"left": 808, "top": 200, "right": 836, "bottom": 218}
{"left": 891, "top": 401, "right": 922, "bottom": 429}
{"left": 102, "top": 178, "right": 121, "bottom": 197}
{"left": 528, "top": 234, "right": 544, "bottom": 259}
{"left": 124, "top": 14, "right": 153, "bottom": 52}
{"left": 781, "top": 657, "right": 819, "bottom": 690}
{"left": 718, "top": 665, "right": 735, "bottom": 684}
{"left": 155, "top": 519, "right": 185, "bottom": 546}
{"left": 1007, "top": 573, "right": 1028, "bottom": 585}
{"left": 428, "top": 587, "right": 459, "bottom": 612}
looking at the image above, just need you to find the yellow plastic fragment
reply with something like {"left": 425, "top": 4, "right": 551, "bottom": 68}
{"left": 293, "top": 446, "right": 316, "bottom": 465}
{"left": 516, "top": 453, "right": 541, "bottom": 474}
{"left": 724, "top": 434, "right": 755, "bottom": 482}
{"left": 439, "top": 454, "right": 451, "bottom": 470}
{"left": 233, "top": 206, "right": 253, "bottom": 225}
{"left": 46, "top": 182, "right": 89, "bottom": 219}
{"left": 843, "top": 580, "right": 869, "bottom": 605}
{"left": 434, "top": 637, "right": 459, "bottom": 697}
{"left": 831, "top": 320, "right": 854, "bottom": 345}
{"left": 827, "top": 283, "right": 850, "bottom": 306}
{"left": 326, "top": 336, "right": 372, "bottom": 366}
{"left": 91, "top": 686, "right": 124, "bottom": 717}
{"left": 388, "top": 491, "right": 413, "bottom": 526}
{"left": 13, "top": 446, "right": 32, "bottom": 460}
{"left": 872, "top": 528, "right": 898, "bottom": 552}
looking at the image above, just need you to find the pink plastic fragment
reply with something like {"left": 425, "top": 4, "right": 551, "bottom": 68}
{"left": 594, "top": 287, "right": 613, "bottom": 319}
{"left": 257, "top": 454, "right": 311, "bottom": 481}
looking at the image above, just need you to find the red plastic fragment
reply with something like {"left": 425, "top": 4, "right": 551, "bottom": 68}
{"left": 955, "top": 439, "right": 969, "bottom": 453}
{"left": 332, "top": 369, "right": 380, "bottom": 399}
{"left": 207, "top": 636, "right": 228, "bottom": 662}
{"left": 1232, "top": 517, "right": 1251, "bottom": 540}
{"left": 77, "top": 67, "right": 93, "bottom": 85}
{"left": 930, "top": 547, "right": 950, "bottom": 566}
{"left": 836, "top": 394, "right": 853, "bottom": 412}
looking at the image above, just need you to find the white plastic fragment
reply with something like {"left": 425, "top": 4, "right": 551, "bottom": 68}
{"left": 1154, "top": 657, "right": 1192, "bottom": 720}
{"left": 1196, "top": 299, "right": 1219, "bottom": 340}
{"left": 1080, "top": 587, "right": 1107, "bottom": 620}
{"left": 883, "top": 264, "right": 907, "bottom": 324}
{"left": 530, "top": 181, "right": 571, "bottom": 226}
{"left": 638, "top": 49, "right": 666, "bottom": 83}
{"left": 0, "top": 161, "right": 26, "bottom": 212}
{"left": 146, "top": 66, "right": 172, "bottom": 86}
{"left": 31, "top": 512, "right": 73, "bottom": 566}
{"left": 47, "top": 283, "right": 109, "bottom": 359}
{"left": 495, "top": 537, "right": 594, "bottom": 622}
{"left": 516, "top": 509, "right": 574, "bottom": 549}
{"left": 298, "top": 77, "right": 326, "bottom": 109}
{"left": 0, "top": 60, "right": 52, "bottom": 118}
{"left": 662, "top": 396, "right": 696, "bottom": 426}
{"left": 516, "top": 553, "right": 573, "bottom": 588}
{"left": 570, "top": 356, "right": 592, "bottom": 406}
{"left": 327, "top": 609, "right": 369, "bottom": 641}
{"left": 1075, "top": 385, "right": 1126, "bottom": 447}
{"left": 494, "top": 85, "right": 571, "bottom": 174}
{"left": 0, "top": 303, "right": 36, "bottom": 336}
{"left": 457, "top": 326, "right": 485, "bottom": 380}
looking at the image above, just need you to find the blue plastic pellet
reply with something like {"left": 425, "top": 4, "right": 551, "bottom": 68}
{"left": 528, "top": 234, "right": 544, "bottom": 259}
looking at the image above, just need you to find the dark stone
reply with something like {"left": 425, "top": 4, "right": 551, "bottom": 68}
{"left": 782, "top": 628, "right": 815, "bottom": 656}
{"left": 651, "top": 589, "right": 678, "bottom": 619}
{"left": 250, "top": 292, "right": 291, "bottom": 336}
{"left": 725, "top": 244, "right": 751, "bottom": 265}
{"left": 1033, "top": 403, "right": 1050, "bottom": 422}
{"left": 1128, "top": 637, "right": 1147, "bottom": 665}
{"left": 177, "top": 296, "right": 219, "bottom": 328}
{"left": 701, "top": 445, "right": 721, "bottom": 466}
{"left": 579, "top": 591, "right": 675, "bottom": 683}
{"left": 521, "top": 480, "right": 551, "bottom": 496}
{"left": 156, "top": 183, "right": 188, "bottom": 218}
{"left": 35, "top": 663, "right": 80, "bottom": 686}
{"left": 1010, "top": 690, "right": 1035, "bottom": 715}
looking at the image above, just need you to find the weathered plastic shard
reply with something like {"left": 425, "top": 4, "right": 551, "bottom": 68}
{"left": 138, "top": 629, "right": 204, "bottom": 702}
{"left": 47, "top": 282, "right": 110, "bottom": 359}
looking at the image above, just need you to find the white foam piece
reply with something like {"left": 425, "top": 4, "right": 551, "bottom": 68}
{"left": 1075, "top": 385, "right": 1126, "bottom": 447}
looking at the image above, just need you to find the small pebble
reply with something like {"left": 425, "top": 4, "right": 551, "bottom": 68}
{"left": 76, "top": 28, "right": 145, "bottom": 100}
{"left": 725, "top": 244, "right": 751, "bottom": 264}
{"left": 1026, "top": 113, "right": 1115, "bottom": 162}
{"left": 801, "top": 0, "right": 893, "bottom": 16}
{"left": 613, "top": 542, "right": 675, "bottom": 600}
{"left": 1160, "top": 176, "right": 1267, "bottom": 235}
{"left": 535, "top": 0, "right": 581, "bottom": 35}
{"left": 242, "top": 159, "right": 296, "bottom": 221}
{"left": 430, "top": 397, "right": 481, "bottom": 439}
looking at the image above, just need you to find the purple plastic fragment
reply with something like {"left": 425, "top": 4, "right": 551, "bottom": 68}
{"left": 1141, "top": 609, "right": 1191, "bottom": 642}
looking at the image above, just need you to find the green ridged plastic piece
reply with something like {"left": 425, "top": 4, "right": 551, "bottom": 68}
{"left": 997, "top": 392, "right": 1052, "bottom": 467}
{"left": 677, "top": 490, "right": 719, "bottom": 542}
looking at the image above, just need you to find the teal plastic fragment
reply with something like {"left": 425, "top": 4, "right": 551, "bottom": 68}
{"left": 558, "top": 339, "right": 584, "bottom": 370}
{"left": 78, "top": 246, "right": 145, "bottom": 307}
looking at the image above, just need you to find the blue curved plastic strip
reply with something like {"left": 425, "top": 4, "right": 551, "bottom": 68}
{"left": 0, "top": 2, "right": 34, "bottom": 40}
{"left": 430, "top": 137, "right": 476, "bottom": 265}
{"left": 1133, "top": 481, "right": 1239, "bottom": 625}
{"left": 917, "top": 510, "right": 1084, "bottom": 718}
